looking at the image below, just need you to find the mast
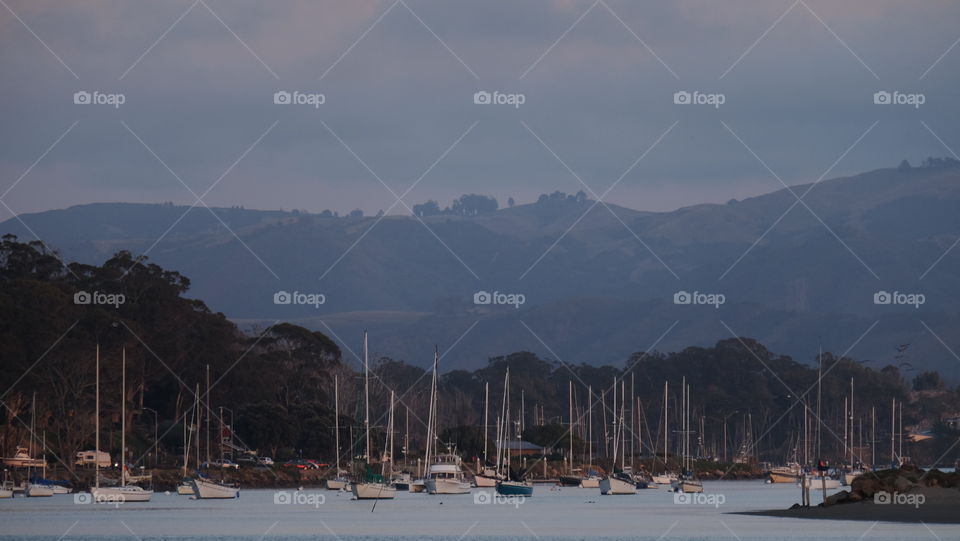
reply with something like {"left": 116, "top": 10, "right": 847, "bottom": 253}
{"left": 849, "top": 378, "right": 854, "bottom": 468}
{"left": 890, "top": 398, "right": 895, "bottom": 465}
{"left": 611, "top": 378, "right": 618, "bottom": 468}
{"left": 122, "top": 349, "right": 126, "bottom": 487}
{"left": 630, "top": 373, "right": 635, "bottom": 465}
{"left": 95, "top": 345, "right": 100, "bottom": 489}
{"left": 483, "top": 382, "right": 489, "bottom": 465}
{"left": 205, "top": 364, "right": 210, "bottom": 465}
{"left": 620, "top": 380, "right": 627, "bottom": 470}
{"left": 363, "top": 332, "right": 370, "bottom": 463}
{"left": 816, "top": 346, "right": 822, "bottom": 459}
{"left": 587, "top": 385, "right": 593, "bottom": 467}
{"left": 334, "top": 374, "right": 340, "bottom": 475}
{"left": 663, "top": 381, "right": 668, "bottom": 474}
{"left": 568, "top": 381, "right": 574, "bottom": 473}
{"left": 871, "top": 406, "right": 876, "bottom": 468}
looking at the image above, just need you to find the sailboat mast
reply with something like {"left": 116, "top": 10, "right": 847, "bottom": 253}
{"left": 849, "top": 378, "right": 854, "bottom": 468}
{"left": 95, "top": 345, "right": 100, "bottom": 488}
{"left": 611, "top": 378, "right": 618, "bottom": 467}
{"left": 484, "top": 382, "right": 489, "bottom": 464}
{"left": 568, "top": 380, "right": 573, "bottom": 473}
{"left": 587, "top": 385, "right": 593, "bottom": 467}
{"left": 334, "top": 374, "right": 340, "bottom": 475}
{"left": 363, "top": 332, "right": 370, "bottom": 462}
{"left": 122, "top": 349, "right": 126, "bottom": 487}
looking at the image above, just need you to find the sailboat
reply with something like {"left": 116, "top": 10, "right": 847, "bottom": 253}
{"left": 495, "top": 368, "right": 533, "bottom": 497}
{"left": 559, "top": 381, "right": 585, "bottom": 487}
{"left": 651, "top": 381, "right": 677, "bottom": 487}
{"left": 351, "top": 332, "right": 396, "bottom": 500}
{"left": 326, "top": 374, "right": 350, "bottom": 491}
{"left": 672, "top": 378, "right": 703, "bottom": 494}
{"left": 23, "top": 393, "right": 53, "bottom": 498}
{"left": 578, "top": 385, "right": 601, "bottom": 489}
{"left": 424, "top": 347, "right": 471, "bottom": 495}
{"left": 600, "top": 380, "right": 636, "bottom": 495}
{"left": 90, "top": 349, "right": 152, "bottom": 502}
{"left": 190, "top": 376, "right": 240, "bottom": 499}
{"left": 474, "top": 382, "right": 501, "bottom": 488}
{"left": 176, "top": 410, "right": 195, "bottom": 495}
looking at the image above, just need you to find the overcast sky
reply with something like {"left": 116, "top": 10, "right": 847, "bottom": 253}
{"left": 2, "top": 0, "right": 959, "bottom": 220}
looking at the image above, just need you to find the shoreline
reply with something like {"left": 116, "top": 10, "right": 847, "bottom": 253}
{"left": 734, "top": 503, "right": 960, "bottom": 524}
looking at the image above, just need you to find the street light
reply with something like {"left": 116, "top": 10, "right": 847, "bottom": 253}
{"left": 142, "top": 407, "right": 158, "bottom": 469}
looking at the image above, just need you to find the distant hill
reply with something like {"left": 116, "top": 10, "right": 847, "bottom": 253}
{"left": 4, "top": 161, "right": 960, "bottom": 378}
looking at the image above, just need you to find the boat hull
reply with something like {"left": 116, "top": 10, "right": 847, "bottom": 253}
{"left": 580, "top": 477, "right": 601, "bottom": 488}
{"left": 768, "top": 471, "right": 799, "bottom": 484}
{"left": 325, "top": 478, "right": 349, "bottom": 491}
{"left": 496, "top": 481, "right": 533, "bottom": 497}
{"left": 351, "top": 482, "right": 396, "bottom": 499}
{"left": 409, "top": 480, "right": 426, "bottom": 493}
{"left": 426, "top": 478, "right": 471, "bottom": 494}
{"left": 803, "top": 476, "right": 841, "bottom": 489}
{"left": 558, "top": 475, "right": 584, "bottom": 487}
{"left": 191, "top": 477, "right": 239, "bottom": 499}
{"left": 176, "top": 483, "right": 194, "bottom": 495}
{"left": 0, "top": 488, "right": 12, "bottom": 499}
{"left": 91, "top": 486, "right": 153, "bottom": 502}
{"left": 24, "top": 484, "right": 54, "bottom": 497}
{"left": 474, "top": 475, "right": 498, "bottom": 488}
{"left": 679, "top": 480, "right": 703, "bottom": 493}
{"left": 600, "top": 476, "right": 636, "bottom": 495}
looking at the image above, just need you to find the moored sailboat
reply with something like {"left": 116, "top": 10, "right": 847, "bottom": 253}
{"left": 351, "top": 332, "right": 396, "bottom": 500}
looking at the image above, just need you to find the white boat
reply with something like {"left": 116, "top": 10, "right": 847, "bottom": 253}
{"left": 843, "top": 469, "right": 863, "bottom": 486}
{"left": 0, "top": 473, "right": 13, "bottom": 498}
{"left": 24, "top": 483, "right": 54, "bottom": 497}
{"left": 474, "top": 467, "right": 499, "bottom": 487}
{"left": 350, "top": 332, "right": 395, "bottom": 501}
{"left": 2, "top": 447, "right": 46, "bottom": 469}
{"left": 600, "top": 380, "right": 636, "bottom": 495}
{"left": 176, "top": 482, "right": 194, "bottom": 495}
{"left": 409, "top": 479, "right": 426, "bottom": 493}
{"left": 768, "top": 464, "right": 800, "bottom": 484}
{"left": 802, "top": 475, "right": 841, "bottom": 490}
{"left": 425, "top": 454, "right": 472, "bottom": 494}
{"left": 675, "top": 479, "right": 704, "bottom": 493}
{"left": 352, "top": 481, "right": 397, "bottom": 499}
{"left": 599, "top": 473, "right": 636, "bottom": 495}
{"left": 91, "top": 485, "right": 153, "bottom": 502}
{"left": 580, "top": 474, "right": 601, "bottom": 489}
{"left": 651, "top": 473, "right": 677, "bottom": 486}
{"left": 191, "top": 476, "right": 239, "bottom": 499}
{"left": 325, "top": 477, "right": 349, "bottom": 491}
{"left": 91, "top": 347, "right": 153, "bottom": 502}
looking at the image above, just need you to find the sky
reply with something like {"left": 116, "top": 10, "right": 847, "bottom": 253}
{"left": 1, "top": 0, "right": 959, "bottom": 220}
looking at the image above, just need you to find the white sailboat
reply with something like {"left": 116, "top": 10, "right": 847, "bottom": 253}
{"left": 424, "top": 347, "right": 470, "bottom": 495}
{"left": 351, "top": 331, "right": 396, "bottom": 500}
{"left": 673, "top": 378, "right": 703, "bottom": 494}
{"left": 600, "top": 380, "right": 636, "bottom": 495}
{"left": 91, "top": 349, "right": 152, "bottom": 503}
{"left": 474, "top": 382, "right": 501, "bottom": 488}
{"left": 190, "top": 375, "right": 239, "bottom": 499}
{"left": 651, "top": 381, "right": 678, "bottom": 488}
{"left": 494, "top": 368, "right": 533, "bottom": 497}
{"left": 23, "top": 393, "right": 53, "bottom": 498}
{"left": 326, "top": 374, "right": 350, "bottom": 491}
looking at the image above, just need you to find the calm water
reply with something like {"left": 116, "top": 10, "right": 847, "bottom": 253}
{"left": 0, "top": 481, "right": 953, "bottom": 540}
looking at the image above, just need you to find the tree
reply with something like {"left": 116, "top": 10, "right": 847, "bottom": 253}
{"left": 412, "top": 200, "right": 441, "bottom": 217}
{"left": 450, "top": 194, "right": 498, "bottom": 216}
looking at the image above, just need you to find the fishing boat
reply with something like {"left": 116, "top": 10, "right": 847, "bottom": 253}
{"left": 600, "top": 379, "right": 636, "bottom": 495}
{"left": 351, "top": 332, "right": 396, "bottom": 500}
{"left": 90, "top": 349, "right": 153, "bottom": 503}
{"left": 493, "top": 368, "right": 532, "bottom": 497}
{"left": 326, "top": 375, "right": 350, "bottom": 491}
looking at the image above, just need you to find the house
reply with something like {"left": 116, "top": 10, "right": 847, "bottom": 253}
{"left": 497, "top": 440, "right": 544, "bottom": 457}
